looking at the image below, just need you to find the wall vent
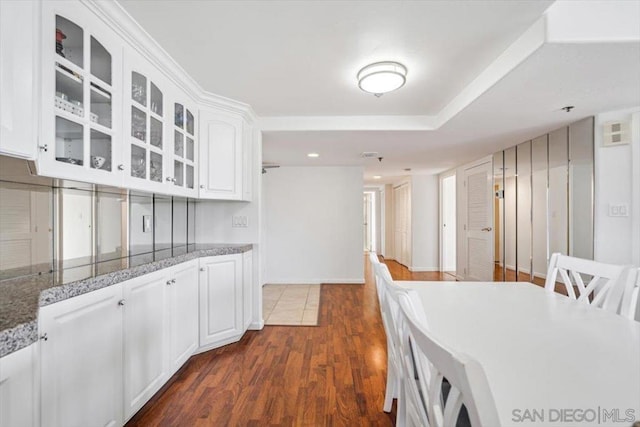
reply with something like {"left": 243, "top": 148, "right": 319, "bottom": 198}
{"left": 360, "top": 152, "right": 379, "bottom": 158}
{"left": 602, "top": 120, "right": 630, "bottom": 147}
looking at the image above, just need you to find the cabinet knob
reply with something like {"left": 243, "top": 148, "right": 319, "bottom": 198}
{"left": 171, "top": 279, "right": 176, "bottom": 284}
{"left": 166, "top": 280, "right": 172, "bottom": 285}
{"left": 117, "top": 164, "right": 125, "bottom": 171}
{"left": 118, "top": 299, "right": 126, "bottom": 306}
{"left": 200, "top": 267, "right": 205, "bottom": 272}
{"left": 199, "top": 185, "right": 205, "bottom": 189}
{"left": 39, "top": 144, "right": 48, "bottom": 152}
{"left": 40, "top": 333, "right": 48, "bottom": 341}
{"left": 166, "top": 177, "right": 173, "bottom": 182}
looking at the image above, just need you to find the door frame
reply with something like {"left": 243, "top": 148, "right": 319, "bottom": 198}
{"left": 439, "top": 170, "right": 456, "bottom": 273}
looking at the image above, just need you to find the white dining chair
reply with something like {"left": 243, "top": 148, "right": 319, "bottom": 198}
{"left": 545, "top": 253, "right": 628, "bottom": 313}
{"left": 620, "top": 268, "right": 640, "bottom": 321}
{"left": 397, "top": 291, "right": 501, "bottom": 427}
{"left": 374, "top": 266, "right": 402, "bottom": 415}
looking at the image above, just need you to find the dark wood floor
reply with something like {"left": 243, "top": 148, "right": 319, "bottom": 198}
{"left": 126, "top": 255, "right": 438, "bottom": 427}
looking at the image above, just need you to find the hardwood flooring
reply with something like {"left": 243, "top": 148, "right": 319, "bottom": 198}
{"left": 126, "top": 255, "right": 435, "bottom": 427}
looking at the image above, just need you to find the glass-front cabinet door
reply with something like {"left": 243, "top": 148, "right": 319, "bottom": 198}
{"left": 172, "top": 100, "right": 197, "bottom": 196}
{"left": 122, "top": 49, "right": 174, "bottom": 194}
{"left": 39, "top": 3, "right": 122, "bottom": 186}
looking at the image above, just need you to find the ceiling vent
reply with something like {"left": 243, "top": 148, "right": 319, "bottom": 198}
{"left": 603, "top": 120, "right": 630, "bottom": 147}
{"left": 360, "top": 152, "right": 379, "bottom": 158}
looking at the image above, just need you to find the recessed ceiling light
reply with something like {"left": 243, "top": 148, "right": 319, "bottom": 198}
{"left": 357, "top": 61, "right": 407, "bottom": 97}
{"left": 307, "top": 152, "right": 319, "bottom": 158}
{"left": 373, "top": 175, "right": 382, "bottom": 180}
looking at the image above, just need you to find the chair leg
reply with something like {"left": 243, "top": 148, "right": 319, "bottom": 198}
{"left": 383, "top": 360, "right": 396, "bottom": 412}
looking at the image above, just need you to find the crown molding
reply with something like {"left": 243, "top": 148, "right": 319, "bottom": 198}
{"left": 82, "top": 0, "right": 257, "bottom": 122}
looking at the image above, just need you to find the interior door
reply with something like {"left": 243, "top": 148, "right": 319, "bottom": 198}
{"left": 442, "top": 175, "right": 456, "bottom": 272}
{"left": 465, "top": 161, "right": 494, "bottom": 281}
{"left": 393, "top": 184, "right": 410, "bottom": 267}
{"left": 363, "top": 193, "right": 371, "bottom": 252}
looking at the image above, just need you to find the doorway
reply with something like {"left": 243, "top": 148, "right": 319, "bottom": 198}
{"left": 440, "top": 174, "right": 456, "bottom": 274}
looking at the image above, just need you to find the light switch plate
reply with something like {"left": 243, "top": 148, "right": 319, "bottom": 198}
{"left": 142, "top": 215, "right": 152, "bottom": 232}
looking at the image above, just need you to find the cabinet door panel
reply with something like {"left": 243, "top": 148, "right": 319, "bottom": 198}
{"left": 169, "top": 261, "right": 199, "bottom": 373}
{"left": 243, "top": 251, "right": 253, "bottom": 330}
{"left": 40, "top": 284, "right": 123, "bottom": 427}
{"left": 0, "top": 345, "right": 35, "bottom": 427}
{"left": 199, "top": 254, "right": 243, "bottom": 346}
{"left": 123, "top": 272, "right": 169, "bottom": 420}
{"left": 199, "top": 110, "right": 243, "bottom": 200}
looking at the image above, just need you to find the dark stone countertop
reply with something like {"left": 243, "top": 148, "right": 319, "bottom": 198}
{"left": 0, "top": 244, "right": 252, "bottom": 358}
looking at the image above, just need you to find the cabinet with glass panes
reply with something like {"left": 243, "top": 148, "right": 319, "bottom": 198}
{"left": 38, "top": 3, "right": 123, "bottom": 186}
{"left": 171, "top": 99, "right": 198, "bottom": 196}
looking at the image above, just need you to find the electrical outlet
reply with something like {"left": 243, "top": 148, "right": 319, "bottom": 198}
{"left": 232, "top": 216, "right": 248, "bottom": 228}
{"left": 609, "top": 204, "right": 629, "bottom": 217}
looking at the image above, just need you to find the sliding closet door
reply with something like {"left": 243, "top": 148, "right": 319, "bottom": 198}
{"left": 504, "top": 147, "right": 517, "bottom": 281}
{"left": 493, "top": 152, "right": 505, "bottom": 281}
{"left": 569, "top": 117, "right": 594, "bottom": 260}
{"left": 531, "top": 135, "right": 548, "bottom": 284}
{"left": 548, "top": 127, "right": 569, "bottom": 258}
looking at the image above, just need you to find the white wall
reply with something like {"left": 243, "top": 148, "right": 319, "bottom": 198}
{"left": 410, "top": 174, "right": 439, "bottom": 271}
{"left": 384, "top": 183, "right": 393, "bottom": 258}
{"left": 594, "top": 107, "right": 640, "bottom": 267}
{"left": 263, "top": 166, "right": 364, "bottom": 284}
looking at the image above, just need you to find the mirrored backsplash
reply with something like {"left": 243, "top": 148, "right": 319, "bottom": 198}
{"left": 0, "top": 156, "right": 196, "bottom": 282}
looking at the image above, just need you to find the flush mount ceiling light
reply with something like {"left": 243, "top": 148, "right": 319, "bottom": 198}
{"left": 357, "top": 61, "right": 407, "bottom": 97}
{"left": 373, "top": 175, "right": 382, "bottom": 180}
{"left": 307, "top": 152, "right": 319, "bottom": 158}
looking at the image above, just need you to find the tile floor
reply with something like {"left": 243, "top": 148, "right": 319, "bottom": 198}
{"left": 263, "top": 284, "right": 320, "bottom": 326}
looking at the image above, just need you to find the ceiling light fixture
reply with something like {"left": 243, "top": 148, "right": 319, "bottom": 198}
{"left": 307, "top": 152, "right": 319, "bottom": 158}
{"left": 357, "top": 61, "right": 407, "bottom": 97}
{"left": 373, "top": 175, "right": 382, "bottom": 180}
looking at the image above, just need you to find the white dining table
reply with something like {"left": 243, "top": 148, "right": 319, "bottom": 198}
{"left": 396, "top": 281, "right": 640, "bottom": 427}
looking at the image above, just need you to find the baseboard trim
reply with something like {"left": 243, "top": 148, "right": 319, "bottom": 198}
{"left": 249, "top": 320, "right": 264, "bottom": 330}
{"left": 408, "top": 266, "right": 439, "bottom": 272}
{"left": 265, "top": 278, "right": 364, "bottom": 285}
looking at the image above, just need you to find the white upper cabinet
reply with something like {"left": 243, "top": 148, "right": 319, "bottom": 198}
{"left": 199, "top": 108, "right": 252, "bottom": 201}
{"left": 122, "top": 51, "right": 174, "bottom": 194}
{"left": 170, "top": 94, "right": 199, "bottom": 197}
{"left": 38, "top": 1, "right": 124, "bottom": 186}
{"left": 0, "top": 0, "right": 37, "bottom": 159}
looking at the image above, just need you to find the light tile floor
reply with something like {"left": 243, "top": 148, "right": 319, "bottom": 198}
{"left": 263, "top": 284, "right": 320, "bottom": 326}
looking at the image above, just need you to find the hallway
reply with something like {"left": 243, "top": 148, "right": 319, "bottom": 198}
{"left": 126, "top": 256, "right": 442, "bottom": 426}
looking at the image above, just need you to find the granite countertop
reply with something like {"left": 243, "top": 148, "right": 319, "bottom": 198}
{"left": 0, "top": 244, "right": 252, "bottom": 358}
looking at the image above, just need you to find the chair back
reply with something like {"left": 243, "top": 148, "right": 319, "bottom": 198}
{"left": 620, "top": 268, "right": 640, "bottom": 321}
{"left": 545, "top": 253, "right": 628, "bottom": 312}
{"left": 398, "top": 291, "right": 501, "bottom": 427}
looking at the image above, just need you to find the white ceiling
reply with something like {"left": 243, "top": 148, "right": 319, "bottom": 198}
{"left": 119, "top": 0, "right": 640, "bottom": 184}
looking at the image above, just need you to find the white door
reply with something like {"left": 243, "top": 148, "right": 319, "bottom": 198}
{"left": 40, "top": 283, "right": 123, "bottom": 427}
{"left": 465, "top": 161, "right": 494, "bottom": 281}
{"left": 363, "top": 193, "right": 372, "bottom": 252}
{"left": 199, "top": 254, "right": 243, "bottom": 347}
{"left": 441, "top": 174, "right": 456, "bottom": 273}
{"left": 168, "top": 261, "right": 199, "bottom": 374}
{"left": 393, "top": 184, "right": 410, "bottom": 267}
{"left": 123, "top": 271, "right": 169, "bottom": 420}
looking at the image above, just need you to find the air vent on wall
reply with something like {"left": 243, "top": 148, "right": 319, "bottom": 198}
{"left": 603, "top": 120, "right": 630, "bottom": 147}
{"left": 360, "top": 152, "right": 379, "bottom": 158}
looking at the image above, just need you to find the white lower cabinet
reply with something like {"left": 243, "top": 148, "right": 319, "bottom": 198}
{"left": 37, "top": 254, "right": 249, "bottom": 426}
{"left": 123, "top": 270, "right": 170, "bottom": 420}
{"left": 199, "top": 254, "right": 244, "bottom": 348}
{"left": 168, "top": 261, "right": 199, "bottom": 374}
{"left": 40, "top": 283, "right": 124, "bottom": 427}
{"left": 0, "top": 344, "right": 37, "bottom": 427}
